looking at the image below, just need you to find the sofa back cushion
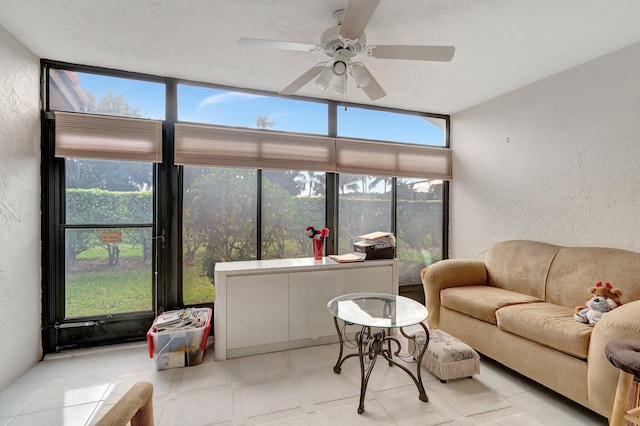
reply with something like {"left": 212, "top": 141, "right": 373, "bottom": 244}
{"left": 546, "top": 246, "right": 640, "bottom": 309}
{"left": 485, "top": 240, "right": 561, "bottom": 299}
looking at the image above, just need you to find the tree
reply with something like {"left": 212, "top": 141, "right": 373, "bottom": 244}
{"left": 369, "top": 176, "right": 393, "bottom": 193}
{"left": 261, "top": 179, "right": 293, "bottom": 258}
{"left": 65, "top": 159, "right": 153, "bottom": 191}
{"left": 65, "top": 89, "right": 154, "bottom": 267}
{"left": 65, "top": 89, "right": 153, "bottom": 191}
{"left": 255, "top": 115, "right": 276, "bottom": 129}
{"left": 338, "top": 174, "right": 361, "bottom": 193}
{"left": 65, "top": 190, "right": 153, "bottom": 268}
{"left": 263, "top": 170, "right": 306, "bottom": 196}
{"left": 306, "top": 171, "right": 326, "bottom": 197}
{"left": 87, "top": 90, "right": 143, "bottom": 118}
{"left": 182, "top": 168, "right": 258, "bottom": 280}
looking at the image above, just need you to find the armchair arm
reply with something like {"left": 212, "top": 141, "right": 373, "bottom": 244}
{"left": 96, "top": 381, "right": 154, "bottom": 426}
{"left": 421, "top": 259, "right": 487, "bottom": 329}
{"left": 587, "top": 300, "right": 640, "bottom": 416}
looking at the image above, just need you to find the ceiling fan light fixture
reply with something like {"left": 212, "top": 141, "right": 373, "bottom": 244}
{"left": 350, "top": 63, "right": 370, "bottom": 88}
{"left": 315, "top": 66, "right": 334, "bottom": 90}
{"left": 330, "top": 75, "right": 346, "bottom": 94}
{"left": 332, "top": 60, "right": 347, "bottom": 76}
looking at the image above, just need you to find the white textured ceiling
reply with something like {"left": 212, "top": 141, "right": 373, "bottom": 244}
{"left": 2, "top": 0, "right": 640, "bottom": 114}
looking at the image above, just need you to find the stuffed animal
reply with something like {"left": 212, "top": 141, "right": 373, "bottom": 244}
{"left": 574, "top": 282, "right": 623, "bottom": 312}
{"left": 574, "top": 296, "right": 618, "bottom": 325}
{"left": 574, "top": 282, "right": 623, "bottom": 325}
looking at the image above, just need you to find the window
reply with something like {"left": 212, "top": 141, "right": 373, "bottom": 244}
{"left": 49, "top": 69, "right": 165, "bottom": 119}
{"left": 178, "top": 85, "right": 327, "bottom": 134}
{"left": 43, "top": 61, "right": 449, "bottom": 352}
{"left": 337, "top": 106, "right": 447, "bottom": 146}
{"left": 396, "top": 178, "right": 444, "bottom": 285}
{"left": 181, "top": 167, "right": 328, "bottom": 304}
{"left": 182, "top": 167, "right": 257, "bottom": 305}
{"left": 338, "top": 174, "right": 392, "bottom": 254}
{"left": 262, "top": 170, "right": 326, "bottom": 259}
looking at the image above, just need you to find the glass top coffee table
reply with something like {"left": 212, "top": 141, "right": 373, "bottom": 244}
{"left": 327, "top": 292, "right": 430, "bottom": 414}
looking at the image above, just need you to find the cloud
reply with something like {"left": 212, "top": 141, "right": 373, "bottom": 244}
{"left": 197, "top": 92, "right": 261, "bottom": 109}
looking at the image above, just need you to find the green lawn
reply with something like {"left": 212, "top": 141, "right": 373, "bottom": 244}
{"left": 66, "top": 256, "right": 214, "bottom": 318}
{"left": 183, "top": 264, "right": 214, "bottom": 305}
{"left": 66, "top": 268, "right": 152, "bottom": 317}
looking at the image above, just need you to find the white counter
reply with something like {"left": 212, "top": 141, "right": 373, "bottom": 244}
{"left": 213, "top": 257, "right": 398, "bottom": 360}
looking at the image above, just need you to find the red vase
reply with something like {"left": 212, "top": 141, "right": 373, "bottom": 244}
{"left": 312, "top": 238, "right": 324, "bottom": 260}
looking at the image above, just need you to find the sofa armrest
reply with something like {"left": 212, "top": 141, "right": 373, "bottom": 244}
{"left": 421, "top": 259, "right": 487, "bottom": 329}
{"left": 587, "top": 300, "right": 640, "bottom": 415}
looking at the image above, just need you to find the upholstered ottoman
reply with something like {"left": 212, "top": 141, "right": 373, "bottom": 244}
{"left": 409, "top": 329, "right": 480, "bottom": 383}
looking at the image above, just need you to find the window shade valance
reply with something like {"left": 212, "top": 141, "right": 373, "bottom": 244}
{"left": 174, "top": 123, "right": 336, "bottom": 172}
{"left": 174, "top": 122, "right": 452, "bottom": 180}
{"left": 54, "top": 112, "right": 163, "bottom": 162}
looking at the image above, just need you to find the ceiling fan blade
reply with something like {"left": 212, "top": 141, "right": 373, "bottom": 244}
{"left": 340, "top": 0, "right": 381, "bottom": 40}
{"left": 238, "top": 37, "right": 322, "bottom": 52}
{"left": 280, "top": 65, "right": 324, "bottom": 95}
{"left": 360, "top": 66, "right": 386, "bottom": 101}
{"left": 369, "top": 45, "right": 455, "bottom": 62}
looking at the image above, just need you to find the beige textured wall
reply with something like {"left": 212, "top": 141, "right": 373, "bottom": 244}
{"left": 450, "top": 41, "right": 640, "bottom": 259}
{"left": 0, "top": 25, "right": 41, "bottom": 390}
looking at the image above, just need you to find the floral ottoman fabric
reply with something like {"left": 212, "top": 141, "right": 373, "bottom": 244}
{"left": 410, "top": 329, "right": 480, "bottom": 382}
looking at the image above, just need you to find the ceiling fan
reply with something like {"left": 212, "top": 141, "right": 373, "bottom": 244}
{"left": 237, "top": 0, "right": 455, "bottom": 101}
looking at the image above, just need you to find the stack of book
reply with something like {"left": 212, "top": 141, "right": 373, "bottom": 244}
{"left": 353, "top": 231, "right": 396, "bottom": 259}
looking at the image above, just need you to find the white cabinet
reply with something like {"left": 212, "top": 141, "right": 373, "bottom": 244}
{"left": 226, "top": 274, "right": 289, "bottom": 348}
{"left": 345, "top": 266, "right": 392, "bottom": 294}
{"left": 214, "top": 258, "right": 397, "bottom": 360}
{"left": 288, "top": 270, "right": 345, "bottom": 341}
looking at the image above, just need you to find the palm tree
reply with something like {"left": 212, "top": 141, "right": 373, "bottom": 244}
{"left": 306, "top": 172, "right": 326, "bottom": 197}
{"left": 338, "top": 174, "right": 361, "bottom": 194}
{"left": 369, "top": 176, "right": 393, "bottom": 193}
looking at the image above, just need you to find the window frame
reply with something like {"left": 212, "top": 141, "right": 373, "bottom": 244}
{"left": 41, "top": 59, "right": 450, "bottom": 353}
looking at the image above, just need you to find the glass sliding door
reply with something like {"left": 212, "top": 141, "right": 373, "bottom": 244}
{"left": 54, "top": 158, "right": 157, "bottom": 348}
{"left": 43, "top": 65, "right": 166, "bottom": 351}
{"left": 64, "top": 226, "right": 153, "bottom": 317}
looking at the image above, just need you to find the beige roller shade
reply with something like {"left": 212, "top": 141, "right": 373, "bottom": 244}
{"left": 174, "top": 122, "right": 452, "bottom": 179}
{"left": 55, "top": 112, "right": 163, "bottom": 162}
{"left": 174, "top": 123, "right": 336, "bottom": 172}
{"left": 336, "top": 138, "right": 452, "bottom": 180}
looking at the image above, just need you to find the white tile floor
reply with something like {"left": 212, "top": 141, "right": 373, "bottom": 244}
{"left": 0, "top": 334, "right": 608, "bottom": 426}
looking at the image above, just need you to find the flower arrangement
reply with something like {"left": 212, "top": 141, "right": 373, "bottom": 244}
{"left": 306, "top": 226, "right": 329, "bottom": 260}
{"left": 305, "top": 226, "right": 330, "bottom": 239}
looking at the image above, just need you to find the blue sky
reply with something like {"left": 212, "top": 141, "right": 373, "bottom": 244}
{"left": 76, "top": 71, "right": 446, "bottom": 146}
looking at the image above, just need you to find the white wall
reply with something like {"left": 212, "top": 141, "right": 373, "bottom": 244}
{"left": 0, "top": 25, "right": 42, "bottom": 389}
{"left": 450, "top": 41, "right": 640, "bottom": 259}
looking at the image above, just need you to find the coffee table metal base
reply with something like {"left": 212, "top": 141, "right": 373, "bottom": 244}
{"left": 332, "top": 317, "right": 430, "bottom": 414}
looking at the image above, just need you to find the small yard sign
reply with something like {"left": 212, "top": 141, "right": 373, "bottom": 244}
{"left": 101, "top": 231, "right": 122, "bottom": 243}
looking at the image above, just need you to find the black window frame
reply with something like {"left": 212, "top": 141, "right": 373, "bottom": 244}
{"left": 40, "top": 59, "right": 450, "bottom": 353}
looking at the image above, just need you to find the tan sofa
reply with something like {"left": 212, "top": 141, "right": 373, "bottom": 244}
{"left": 421, "top": 240, "right": 640, "bottom": 418}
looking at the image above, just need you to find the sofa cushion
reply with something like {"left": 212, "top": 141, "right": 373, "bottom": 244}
{"left": 485, "top": 240, "right": 561, "bottom": 299}
{"left": 441, "top": 286, "right": 542, "bottom": 325}
{"left": 496, "top": 302, "right": 592, "bottom": 359}
{"left": 545, "top": 246, "right": 640, "bottom": 309}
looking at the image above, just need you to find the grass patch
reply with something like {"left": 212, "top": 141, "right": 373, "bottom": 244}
{"left": 66, "top": 260, "right": 214, "bottom": 318}
{"left": 76, "top": 244, "right": 143, "bottom": 260}
{"left": 183, "top": 264, "right": 214, "bottom": 305}
{"left": 66, "top": 268, "right": 152, "bottom": 317}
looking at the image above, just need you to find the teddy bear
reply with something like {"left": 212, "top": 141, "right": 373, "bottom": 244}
{"left": 574, "top": 282, "right": 623, "bottom": 325}
{"left": 574, "top": 296, "right": 618, "bottom": 325}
